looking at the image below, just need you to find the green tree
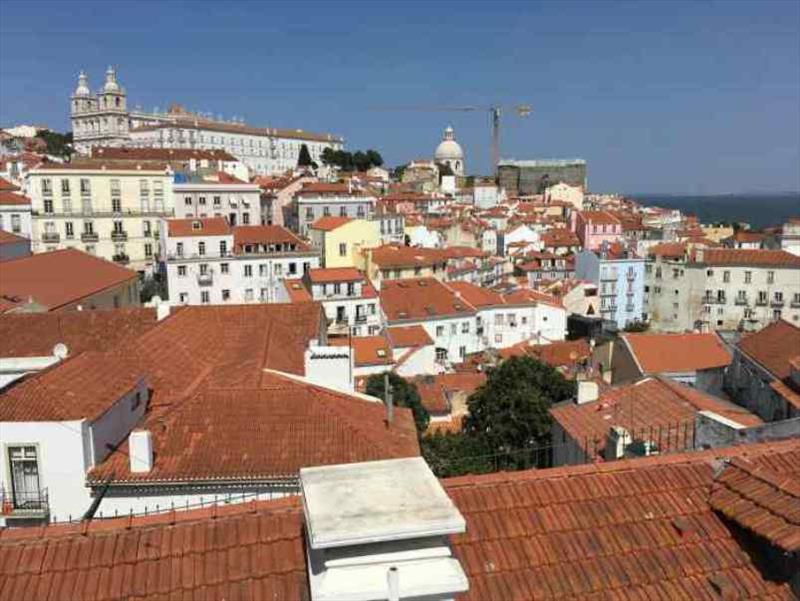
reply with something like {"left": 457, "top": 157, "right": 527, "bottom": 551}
{"left": 320, "top": 147, "right": 337, "bottom": 166}
{"left": 352, "top": 151, "right": 370, "bottom": 172}
{"left": 366, "top": 149, "right": 384, "bottom": 167}
{"left": 392, "top": 164, "right": 408, "bottom": 180}
{"left": 139, "top": 274, "right": 168, "bottom": 303}
{"left": 297, "top": 144, "right": 314, "bottom": 168}
{"left": 36, "top": 130, "right": 73, "bottom": 158}
{"left": 463, "top": 356, "right": 575, "bottom": 467}
{"left": 365, "top": 372, "right": 429, "bottom": 434}
{"left": 421, "top": 431, "right": 494, "bottom": 478}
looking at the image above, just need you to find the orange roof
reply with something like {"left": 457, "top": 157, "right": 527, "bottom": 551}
{"left": 90, "top": 146, "right": 238, "bottom": 162}
{"left": 648, "top": 241, "right": 689, "bottom": 259}
{"left": 309, "top": 215, "right": 353, "bottom": 231}
{"left": 697, "top": 248, "right": 800, "bottom": 268}
{"left": 368, "top": 244, "right": 445, "bottom": 269}
{"left": 297, "top": 182, "right": 355, "bottom": 195}
{"left": 0, "top": 190, "right": 30, "bottom": 205}
{"left": 330, "top": 335, "right": 393, "bottom": 367}
{"left": 380, "top": 278, "right": 475, "bottom": 321}
{"left": 0, "top": 249, "right": 137, "bottom": 311}
{"left": 502, "top": 288, "right": 564, "bottom": 308}
{"left": 0, "top": 352, "right": 144, "bottom": 422}
{"left": 0, "top": 229, "right": 28, "bottom": 245}
{"left": 90, "top": 371, "right": 418, "bottom": 483}
{"left": 621, "top": 332, "right": 732, "bottom": 374}
{"left": 501, "top": 338, "right": 591, "bottom": 369}
{"left": 167, "top": 217, "right": 230, "bottom": 237}
{"left": 414, "top": 372, "right": 486, "bottom": 414}
{"left": 710, "top": 455, "right": 800, "bottom": 553}
{"left": 0, "top": 308, "right": 161, "bottom": 358}
{"left": 233, "top": 225, "right": 309, "bottom": 251}
{"left": 307, "top": 267, "right": 363, "bottom": 284}
{"left": 34, "top": 160, "right": 170, "bottom": 172}
{"left": 0, "top": 176, "right": 19, "bottom": 191}
{"left": 550, "top": 377, "right": 762, "bottom": 460}
{"left": 282, "top": 279, "right": 313, "bottom": 302}
{"left": 738, "top": 320, "right": 800, "bottom": 380}
{"left": 386, "top": 325, "right": 433, "bottom": 348}
{"left": 446, "top": 281, "right": 504, "bottom": 307}
{"left": 579, "top": 210, "right": 621, "bottom": 225}
{"left": 540, "top": 228, "right": 579, "bottom": 247}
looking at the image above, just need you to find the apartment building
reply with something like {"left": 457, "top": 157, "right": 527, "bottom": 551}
{"left": 301, "top": 267, "right": 382, "bottom": 337}
{"left": 294, "top": 182, "right": 377, "bottom": 236}
{"left": 26, "top": 162, "right": 174, "bottom": 272}
{"left": 359, "top": 244, "right": 448, "bottom": 289}
{"left": 173, "top": 171, "right": 261, "bottom": 226}
{"left": 308, "top": 216, "right": 380, "bottom": 268}
{"left": 572, "top": 210, "right": 623, "bottom": 251}
{"left": 575, "top": 245, "right": 645, "bottom": 329}
{"left": 645, "top": 247, "right": 800, "bottom": 332}
{"left": 160, "top": 218, "right": 320, "bottom": 305}
{"left": 0, "top": 178, "right": 32, "bottom": 238}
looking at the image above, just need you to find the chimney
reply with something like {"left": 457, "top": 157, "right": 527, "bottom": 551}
{"left": 301, "top": 458, "right": 468, "bottom": 601}
{"left": 695, "top": 247, "right": 704, "bottom": 263}
{"left": 129, "top": 430, "right": 153, "bottom": 473}
{"left": 605, "top": 425, "right": 631, "bottom": 460}
{"left": 576, "top": 380, "right": 599, "bottom": 404}
{"left": 156, "top": 301, "right": 170, "bottom": 321}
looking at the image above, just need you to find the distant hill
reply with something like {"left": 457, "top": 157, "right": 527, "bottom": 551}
{"left": 629, "top": 193, "right": 800, "bottom": 229}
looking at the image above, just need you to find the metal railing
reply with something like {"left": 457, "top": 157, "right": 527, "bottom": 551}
{"left": 81, "top": 232, "right": 99, "bottom": 242}
{"left": 111, "top": 231, "right": 129, "bottom": 242}
{"left": 0, "top": 487, "right": 49, "bottom": 516}
{"left": 42, "top": 232, "right": 60, "bottom": 243}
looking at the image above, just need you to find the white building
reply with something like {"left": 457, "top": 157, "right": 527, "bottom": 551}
{"left": 26, "top": 162, "right": 175, "bottom": 272}
{"left": 294, "top": 181, "right": 377, "bottom": 236}
{"left": 160, "top": 217, "right": 320, "bottom": 305}
{"left": 301, "top": 267, "right": 382, "bottom": 337}
{"left": 0, "top": 183, "right": 32, "bottom": 239}
{"left": 546, "top": 181, "right": 584, "bottom": 210}
{"left": 781, "top": 218, "right": 800, "bottom": 257}
{"left": 434, "top": 125, "right": 465, "bottom": 176}
{"left": 70, "top": 67, "right": 344, "bottom": 175}
{"left": 173, "top": 172, "right": 261, "bottom": 226}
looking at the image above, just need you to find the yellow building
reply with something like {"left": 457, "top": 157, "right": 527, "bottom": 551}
{"left": 700, "top": 224, "right": 735, "bottom": 244}
{"left": 308, "top": 216, "right": 380, "bottom": 268}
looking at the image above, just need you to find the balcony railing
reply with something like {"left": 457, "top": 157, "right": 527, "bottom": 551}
{"left": 112, "top": 253, "right": 130, "bottom": 265}
{"left": 791, "top": 300, "right": 800, "bottom": 308}
{"left": 0, "top": 487, "right": 49, "bottom": 518}
{"left": 42, "top": 232, "right": 60, "bottom": 243}
{"left": 354, "top": 314, "right": 367, "bottom": 324}
{"left": 197, "top": 272, "right": 214, "bottom": 286}
{"left": 111, "top": 231, "right": 128, "bottom": 242}
{"left": 755, "top": 299, "right": 768, "bottom": 306}
{"left": 81, "top": 232, "right": 99, "bottom": 242}
{"left": 770, "top": 299, "right": 785, "bottom": 308}
{"left": 734, "top": 297, "right": 749, "bottom": 306}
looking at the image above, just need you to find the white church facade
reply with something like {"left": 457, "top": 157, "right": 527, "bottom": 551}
{"left": 70, "top": 67, "right": 344, "bottom": 175}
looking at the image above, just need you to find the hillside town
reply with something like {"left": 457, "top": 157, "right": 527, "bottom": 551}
{"left": 0, "top": 65, "right": 798, "bottom": 600}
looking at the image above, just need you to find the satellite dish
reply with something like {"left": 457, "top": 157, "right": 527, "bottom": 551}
{"left": 53, "top": 343, "right": 69, "bottom": 360}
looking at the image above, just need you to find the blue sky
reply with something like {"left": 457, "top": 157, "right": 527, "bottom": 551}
{"left": 1, "top": 0, "right": 798, "bottom": 194}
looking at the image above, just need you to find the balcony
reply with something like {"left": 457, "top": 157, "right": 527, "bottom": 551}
{"left": 111, "top": 231, "right": 128, "bottom": 242}
{"left": 42, "top": 232, "right": 60, "bottom": 243}
{"left": 770, "top": 299, "right": 785, "bottom": 308}
{"left": 0, "top": 487, "right": 49, "bottom": 521}
{"left": 734, "top": 297, "right": 749, "bottom": 306}
{"left": 791, "top": 300, "right": 800, "bottom": 308}
{"left": 354, "top": 314, "right": 367, "bottom": 324}
{"left": 197, "top": 272, "right": 214, "bottom": 286}
{"left": 112, "top": 253, "right": 130, "bottom": 265}
{"left": 81, "top": 232, "right": 99, "bottom": 242}
{"left": 755, "top": 299, "right": 768, "bottom": 307}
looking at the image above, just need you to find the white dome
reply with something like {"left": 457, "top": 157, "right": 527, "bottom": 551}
{"left": 435, "top": 139, "right": 464, "bottom": 161}
{"left": 103, "top": 66, "right": 120, "bottom": 93}
{"left": 74, "top": 71, "right": 90, "bottom": 97}
{"left": 435, "top": 126, "right": 464, "bottom": 161}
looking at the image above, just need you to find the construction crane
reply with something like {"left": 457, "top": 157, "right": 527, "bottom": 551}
{"left": 373, "top": 104, "right": 532, "bottom": 176}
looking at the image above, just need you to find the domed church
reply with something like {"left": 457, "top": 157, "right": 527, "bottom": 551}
{"left": 434, "top": 125, "right": 465, "bottom": 176}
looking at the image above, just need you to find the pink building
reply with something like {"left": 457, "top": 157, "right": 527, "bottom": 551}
{"left": 572, "top": 210, "right": 623, "bottom": 251}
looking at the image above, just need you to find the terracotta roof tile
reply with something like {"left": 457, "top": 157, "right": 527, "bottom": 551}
{"left": 0, "top": 190, "right": 30, "bottom": 206}
{"left": 307, "top": 267, "right": 363, "bottom": 283}
{"left": 166, "top": 217, "right": 230, "bottom": 237}
{"left": 710, "top": 455, "right": 800, "bottom": 552}
{"left": 0, "top": 229, "right": 28, "bottom": 245}
{"left": 621, "top": 332, "right": 732, "bottom": 374}
{"left": 90, "top": 146, "right": 238, "bottom": 162}
{"left": 0, "top": 249, "right": 137, "bottom": 311}
{"left": 737, "top": 320, "right": 800, "bottom": 380}
{"left": 380, "top": 278, "right": 476, "bottom": 321}
{"left": 578, "top": 211, "right": 621, "bottom": 225}
{"left": 0, "top": 176, "right": 19, "bottom": 191}
{"left": 696, "top": 248, "right": 800, "bottom": 268}
{"left": 232, "top": 225, "right": 309, "bottom": 251}
{"left": 447, "top": 281, "right": 504, "bottom": 307}
{"left": 282, "top": 279, "right": 313, "bottom": 303}
{"left": 309, "top": 216, "right": 352, "bottom": 231}
{"left": 386, "top": 325, "right": 434, "bottom": 348}
{"left": 414, "top": 373, "right": 486, "bottom": 414}
{"left": 330, "top": 336, "right": 393, "bottom": 367}
{"left": 0, "top": 308, "right": 161, "bottom": 358}
{"left": 367, "top": 244, "right": 446, "bottom": 269}
{"left": 500, "top": 339, "right": 591, "bottom": 370}
{"left": 89, "top": 372, "right": 418, "bottom": 483}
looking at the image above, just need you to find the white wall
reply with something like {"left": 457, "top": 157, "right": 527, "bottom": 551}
{"left": 393, "top": 344, "right": 437, "bottom": 377}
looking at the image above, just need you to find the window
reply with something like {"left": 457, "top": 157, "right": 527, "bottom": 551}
{"left": 11, "top": 214, "right": 20, "bottom": 233}
{"left": 112, "top": 197, "right": 122, "bottom": 213}
{"left": 80, "top": 178, "right": 91, "bottom": 195}
{"left": 185, "top": 196, "right": 193, "bottom": 206}
{"left": 339, "top": 243, "right": 347, "bottom": 257}
{"left": 357, "top": 206, "right": 365, "bottom": 218}
{"left": 767, "top": 271, "right": 775, "bottom": 284}
{"left": 198, "top": 242, "right": 206, "bottom": 256}
{"left": 244, "top": 265, "right": 253, "bottom": 277}
{"left": 61, "top": 179, "right": 70, "bottom": 195}
{"left": 177, "top": 265, "right": 187, "bottom": 277}
{"left": 306, "top": 207, "right": 314, "bottom": 220}
{"left": 722, "top": 270, "right": 730, "bottom": 283}
{"left": 132, "top": 391, "right": 142, "bottom": 411}
{"left": 744, "top": 271, "right": 752, "bottom": 284}
{"left": 42, "top": 178, "right": 53, "bottom": 195}
{"left": 219, "top": 240, "right": 227, "bottom": 256}
{"left": 323, "top": 206, "right": 331, "bottom": 217}
{"left": 772, "top": 309, "right": 782, "bottom": 321}
{"left": 113, "top": 220, "right": 124, "bottom": 234}
{"left": 436, "top": 348, "right": 448, "bottom": 362}
{"left": 110, "top": 179, "right": 120, "bottom": 196}
{"left": 213, "top": 196, "right": 221, "bottom": 206}
{"left": 139, "top": 179, "right": 149, "bottom": 196}
{"left": 43, "top": 199, "right": 54, "bottom": 213}
{"left": 8, "top": 445, "right": 40, "bottom": 507}
{"left": 153, "top": 181, "right": 163, "bottom": 196}
{"left": 201, "top": 291, "right": 210, "bottom": 304}
{"left": 436, "top": 325, "right": 445, "bottom": 337}
{"left": 221, "top": 262, "right": 229, "bottom": 274}
{"left": 199, "top": 196, "right": 206, "bottom": 205}
{"left": 242, "top": 213, "right": 250, "bottom": 225}
{"left": 450, "top": 323, "right": 457, "bottom": 335}
{"left": 459, "top": 346, "right": 466, "bottom": 359}
{"left": 144, "top": 243, "right": 153, "bottom": 257}
{"left": 462, "top": 322, "right": 470, "bottom": 333}
{"left": 775, "top": 291, "right": 783, "bottom": 302}
{"left": 222, "top": 289, "right": 231, "bottom": 301}
{"left": 83, "top": 221, "right": 94, "bottom": 235}
{"left": 289, "top": 262, "right": 297, "bottom": 275}
{"left": 245, "top": 288, "right": 254, "bottom": 301}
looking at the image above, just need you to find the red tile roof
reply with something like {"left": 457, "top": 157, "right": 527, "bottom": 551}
{"left": 309, "top": 216, "right": 353, "bottom": 231}
{"left": 0, "top": 352, "right": 144, "bottom": 422}
{"left": 444, "top": 438, "right": 800, "bottom": 600}
{"left": 380, "top": 278, "right": 475, "bottom": 321}
{"left": 0, "top": 176, "right": 19, "bottom": 191}
{"left": 330, "top": 336, "right": 393, "bottom": 367}
{"left": 648, "top": 241, "right": 689, "bottom": 259}
{"left": 446, "top": 281, "right": 504, "bottom": 307}
{"left": 307, "top": 267, "right": 363, "bottom": 284}
{"left": 0, "top": 190, "right": 30, "bottom": 206}
{"left": 166, "top": 217, "right": 230, "bottom": 237}
{"left": 0, "top": 308, "right": 161, "bottom": 358}
{"left": 578, "top": 210, "right": 621, "bottom": 225}
{"left": 367, "top": 244, "right": 445, "bottom": 269}
{"left": 34, "top": 161, "right": 170, "bottom": 172}
{"left": 622, "top": 332, "right": 732, "bottom": 374}
{"left": 414, "top": 373, "right": 486, "bottom": 414}
{"left": 297, "top": 182, "right": 356, "bottom": 195}
{"left": 738, "top": 320, "right": 800, "bottom": 381}
{"left": 0, "top": 229, "right": 28, "bottom": 245}
{"left": 0, "top": 249, "right": 137, "bottom": 311}
{"left": 697, "top": 248, "right": 800, "bottom": 268}
{"left": 90, "top": 146, "right": 238, "bottom": 162}
{"left": 233, "top": 225, "right": 310, "bottom": 251}
{"left": 550, "top": 377, "right": 762, "bottom": 460}
{"left": 0, "top": 496, "right": 310, "bottom": 601}
{"left": 90, "top": 371, "right": 419, "bottom": 483}
{"left": 710, "top": 456, "right": 800, "bottom": 553}
{"left": 282, "top": 279, "right": 313, "bottom": 302}
{"left": 501, "top": 338, "right": 591, "bottom": 370}
{"left": 540, "top": 228, "right": 580, "bottom": 247}
{"left": 386, "top": 325, "right": 434, "bottom": 348}
{"left": 502, "top": 288, "right": 564, "bottom": 308}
